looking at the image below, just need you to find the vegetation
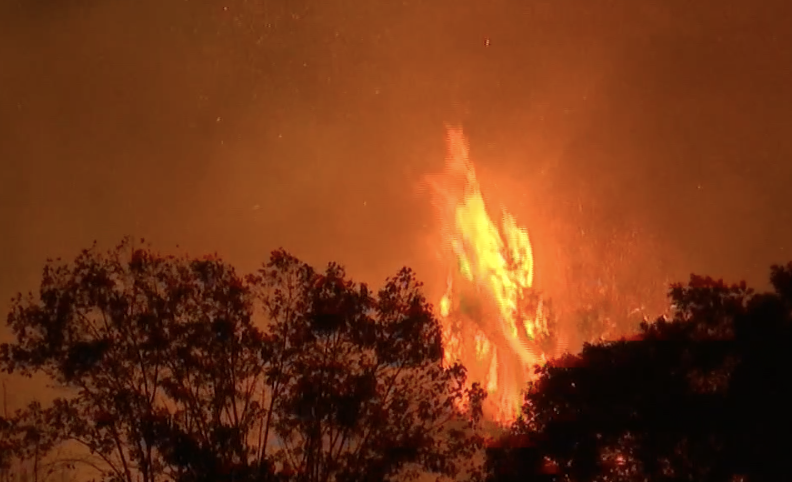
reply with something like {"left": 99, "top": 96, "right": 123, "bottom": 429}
{"left": 3, "top": 237, "right": 792, "bottom": 482}
{"left": 0, "top": 238, "right": 484, "bottom": 482}
{"left": 487, "top": 264, "right": 792, "bottom": 482}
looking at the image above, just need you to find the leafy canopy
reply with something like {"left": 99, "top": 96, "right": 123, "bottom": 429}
{"left": 487, "top": 263, "right": 792, "bottom": 482}
{"left": 1, "top": 238, "right": 484, "bottom": 482}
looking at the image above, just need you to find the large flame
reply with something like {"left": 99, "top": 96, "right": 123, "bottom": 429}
{"left": 429, "top": 127, "right": 554, "bottom": 424}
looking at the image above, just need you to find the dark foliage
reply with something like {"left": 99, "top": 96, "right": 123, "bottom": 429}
{"left": 0, "top": 238, "right": 484, "bottom": 482}
{"left": 487, "top": 263, "right": 792, "bottom": 482}
{"left": 10, "top": 237, "right": 792, "bottom": 482}
{"left": 482, "top": 433, "right": 558, "bottom": 482}
{"left": 0, "top": 400, "right": 69, "bottom": 482}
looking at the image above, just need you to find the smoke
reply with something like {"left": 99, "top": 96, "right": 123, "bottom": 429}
{"left": 2, "top": 0, "right": 792, "bottom": 415}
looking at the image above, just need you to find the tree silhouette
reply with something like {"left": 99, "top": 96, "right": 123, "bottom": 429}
{"left": 480, "top": 433, "right": 558, "bottom": 482}
{"left": 1, "top": 238, "right": 484, "bottom": 482}
{"left": 486, "top": 263, "right": 792, "bottom": 482}
{"left": 244, "top": 249, "right": 485, "bottom": 482}
{"left": 1, "top": 399, "right": 73, "bottom": 482}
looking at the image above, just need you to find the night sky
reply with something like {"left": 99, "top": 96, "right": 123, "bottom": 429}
{"left": 2, "top": 0, "right": 791, "bottom": 373}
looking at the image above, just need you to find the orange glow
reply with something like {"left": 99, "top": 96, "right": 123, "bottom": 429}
{"left": 428, "top": 127, "right": 554, "bottom": 424}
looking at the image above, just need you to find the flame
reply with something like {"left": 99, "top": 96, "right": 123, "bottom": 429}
{"left": 430, "top": 127, "right": 553, "bottom": 424}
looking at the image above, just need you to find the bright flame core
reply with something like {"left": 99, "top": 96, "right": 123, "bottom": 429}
{"left": 430, "top": 127, "right": 553, "bottom": 424}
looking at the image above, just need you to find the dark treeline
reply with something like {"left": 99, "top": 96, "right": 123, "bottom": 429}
{"left": 1, "top": 237, "right": 790, "bottom": 482}
{"left": 486, "top": 266, "right": 792, "bottom": 482}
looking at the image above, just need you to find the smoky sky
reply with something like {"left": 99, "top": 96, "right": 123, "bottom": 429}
{"left": 2, "top": 0, "right": 792, "bottom": 345}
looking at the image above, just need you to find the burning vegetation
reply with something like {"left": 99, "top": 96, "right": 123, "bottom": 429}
{"left": 426, "top": 127, "right": 556, "bottom": 423}
{"left": 2, "top": 174, "right": 792, "bottom": 482}
{"left": 426, "top": 127, "right": 668, "bottom": 424}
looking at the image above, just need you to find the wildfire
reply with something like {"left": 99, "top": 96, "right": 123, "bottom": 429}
{"left": 428, "top": 127, "right": 555, "bottom": 424}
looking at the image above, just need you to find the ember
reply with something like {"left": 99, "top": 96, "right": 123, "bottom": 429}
{"left": 427, "top": 127, "right": 557, "bottom": 423}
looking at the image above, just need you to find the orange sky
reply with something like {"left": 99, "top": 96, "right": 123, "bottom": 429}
{"left": 2, "top": 0, "right": 792, "bottom": 407}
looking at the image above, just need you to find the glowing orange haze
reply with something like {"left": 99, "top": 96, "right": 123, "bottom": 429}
{"left": 428, "top": 127, "right": 555, "bottom": 424}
